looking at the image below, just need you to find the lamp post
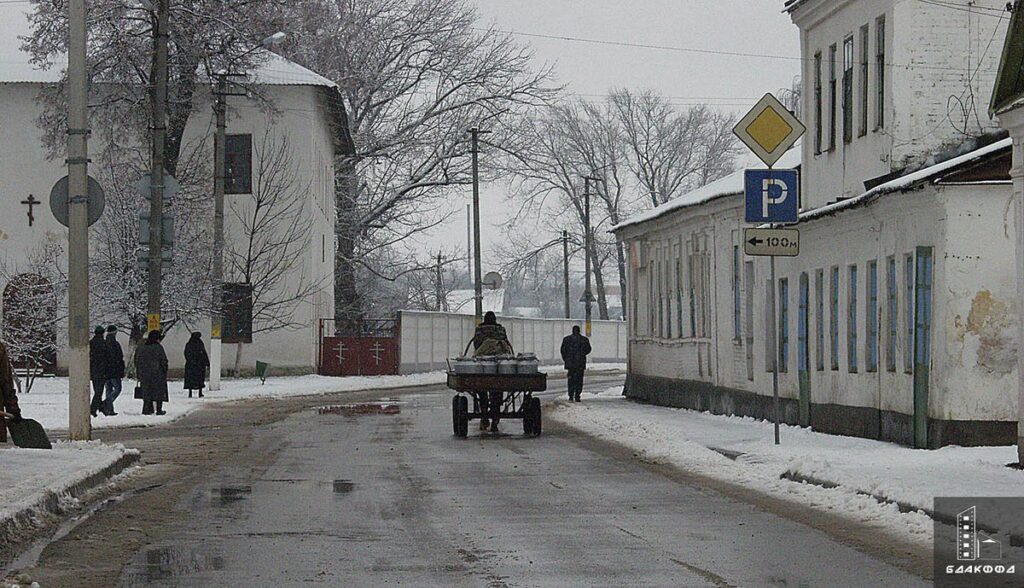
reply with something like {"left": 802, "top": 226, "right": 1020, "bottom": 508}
{"left": 582, "top": 176, "right": 602, "bottom": 337}
{"left": 209, "top": 32, "right": 286, "bottom": 391}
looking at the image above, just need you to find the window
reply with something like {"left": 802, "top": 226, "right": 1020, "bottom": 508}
{"left": 766, "top": 278, "right": 776, "bottom": 372}
{"left": 876, "top": 15, "right": 886, "bottom": 129}
{"left": 904, "top": 254, "right": 914, "bottom": 373}
{"left": 688, "top": 251, "right": 697, "bottom": 338}
{"left": 848, "top": 265, "right": 858, "bottom": 372}
{"left": 676, "top": 257, "right": 684, "bottom": 338}
{"left": 915, "top": 247, "right": 934, "bottom": 369}
{"left": 829, "top": 44, "right": 837, "bottom": 151}
{"left": 814, "top": 52, "right": 823, "bottom": 154}
{"left": 222, "top": 282, "right": 253, "bottom": 344}
{"left": 859, "top": 24, "right": 869, "bottom": 137}
{"left": 842, "top": 36, "right": 854, "bottom": 144}
{"left": 830, "top": 267, "right": 839, "bottom": 370}
{"left": 733, "top": 245, "right": 742, "bottom": 340}
{"left": 779, "top": 278, "right": 789, "bottom": 373}
{"left": 745, "top": 261, "right": 755, "bottom": 381}
{"left": 867, "top": 260, "right": 878, "bottom": 372}
{"left": 886, "top": 256, "right": 897, "bottom": 372}
{"left": 225, "top": 134, "right": 252, "bottom": 194}
{"left": 815, "top": 269, "right": 824, "bottom": 371}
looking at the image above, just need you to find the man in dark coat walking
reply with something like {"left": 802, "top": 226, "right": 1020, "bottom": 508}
{"left": 103, "top": 325, "right": 125, "bottom": 415}
{"left": 560, "top": 325, "right": 591, "bottom": 402}
{"left": 89, "top": 326, "right": 107, "bottom": 417}
{"left": 136, "top": 330, "right": 169, "bottom": 416}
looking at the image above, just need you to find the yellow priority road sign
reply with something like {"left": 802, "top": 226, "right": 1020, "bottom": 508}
{"left": 733, "top": 93, "right": 806, "bottom": 167}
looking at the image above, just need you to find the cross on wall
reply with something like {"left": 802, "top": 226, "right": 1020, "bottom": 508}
{"left": 335, "top": 341, "right": 348, "bottom": 366}
{"left": 370, "top": 342, "right": 384, "bottom": 365}
{"left": 21, "top": 194, "right": 39, "bottom": 227}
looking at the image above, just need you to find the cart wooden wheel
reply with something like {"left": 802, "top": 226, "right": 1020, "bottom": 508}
{"left": 452, "top": 395, "right": 460, "bottom": 435}
{"left": 455, "top": 395, "right": 469, "bottom": 438}
{"left": 523, "top": 405, "right": 534, "bottom": 435}
{"left": 528, "top": 397, "right": 542, "bottom": 436}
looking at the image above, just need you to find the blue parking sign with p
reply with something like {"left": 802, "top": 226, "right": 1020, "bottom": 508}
{"left": 745, "top": 169, "right": 799, "bottom": 224}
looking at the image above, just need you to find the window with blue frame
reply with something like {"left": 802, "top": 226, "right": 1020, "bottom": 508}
{"left": 848, "top": 264, "right": 858, "bottom": 372}
{"left": 915, "top": 248, "right": 934, "bottom": 368}
{"left": 886, "top": 256, "right": 897, "bottom": 372}
{"left": 779, "top": 278, "right": 789, "bottom": 373}
{"left": 815, "top": 269, "right": 824, "bottom": 371}
{"left": 830, "top": 267, "right": 839, "bottom": 370}
{"left": 798, "top": 273, "right": 809, "bottom": 374}
{"left": 905, "top": 254, "right": 914, "bottom": 373}
{"left": 867, "top": 260, "right": 878, "bottom": 372}
{"left": 733, "top": 245, "right": 742, "bottom": 340}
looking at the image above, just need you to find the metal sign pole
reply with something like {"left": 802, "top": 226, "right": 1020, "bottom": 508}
{"left": 770, "top": 165, "right": 781, "bottom": 446}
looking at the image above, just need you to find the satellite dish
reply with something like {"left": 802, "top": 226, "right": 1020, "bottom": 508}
{"left": 482, "top": 271, "right": 503, "bottom": 290}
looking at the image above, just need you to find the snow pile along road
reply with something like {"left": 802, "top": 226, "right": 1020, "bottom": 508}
{"left": 549, "top": 387, "right": 1024, "bottom": 548}
{"left": 0, "top": 442, "right": 138, "bottom": 547}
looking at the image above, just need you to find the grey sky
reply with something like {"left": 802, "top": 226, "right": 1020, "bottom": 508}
{"left": 422, "top": 0, "right": 801, "bottom": 265}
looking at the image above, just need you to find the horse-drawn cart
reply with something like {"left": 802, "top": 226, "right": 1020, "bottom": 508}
{"left": 447, "top": 372, "right": 546, "bottom": 437}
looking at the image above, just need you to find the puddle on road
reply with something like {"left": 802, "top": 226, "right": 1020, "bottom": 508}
{"left": 121, "top": 545, "right": 225, "bottom": 585}
{"left": 332, "top": 479, "right": 355, "bottom": 494}
{"left": 318, "top": 402, "right": 401, "bottom": 416}
{"left": 211, "top": 485, "right": 252, "bottom": 506}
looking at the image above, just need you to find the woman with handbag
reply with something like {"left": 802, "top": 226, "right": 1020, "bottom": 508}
{"left": 135, "top": 329, "right": 169, "bottom": 416}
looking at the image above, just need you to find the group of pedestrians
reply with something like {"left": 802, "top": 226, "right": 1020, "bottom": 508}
{"left": 88, "top": 327, "right": 210, "bottom": 418}
{"left": 89, "top": 325, "right": 124, "bottom": 416}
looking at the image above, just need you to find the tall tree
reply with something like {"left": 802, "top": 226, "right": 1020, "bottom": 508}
{"left": 280, "top": 0, "right": 557, "bottom": 330}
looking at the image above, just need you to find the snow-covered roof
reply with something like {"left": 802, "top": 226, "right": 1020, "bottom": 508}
{"left": 796, "top": 137, "right": 1012, "bottom": 224}
{"left": 783, "top": 0, "right": 810, "bottom": 13}
{"left": 612, "top": 146, "right": 801, "bottom": 232}
{"left": 230, "top": 49, "right": 338, "bottom": 89}
{"left": 445, "top": 289, "right": 506, "bottom": 315}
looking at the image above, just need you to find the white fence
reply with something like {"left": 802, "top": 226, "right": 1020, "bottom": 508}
{"left": 398, "top": 310, "right": 627, "bottom": 373}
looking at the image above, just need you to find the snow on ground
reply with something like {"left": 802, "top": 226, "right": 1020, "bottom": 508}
{"left": 548, "top": 386, "right": 1024, "bottom": 548}
{"left": 0, "top": 442, "right": 136, "bottom": 533}
{"left": 17, "top": 364, "right": 627, "bottom": 432}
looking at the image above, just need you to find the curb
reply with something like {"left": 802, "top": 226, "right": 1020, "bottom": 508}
{"left": 0, "top": 450, "right": 141, "bottom": 551}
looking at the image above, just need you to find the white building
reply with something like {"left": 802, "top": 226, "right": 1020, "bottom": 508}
{"left": 614, "top": 0, "right": 1016, "bottom": 448}
{"left": 0, "top": 9, "right": 349, "bottom": 374}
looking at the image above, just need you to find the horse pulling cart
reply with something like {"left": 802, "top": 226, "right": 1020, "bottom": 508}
{"left": 447, "top": 372, "right": 546, "bottom": 437}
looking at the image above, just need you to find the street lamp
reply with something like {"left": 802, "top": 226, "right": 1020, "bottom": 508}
{"left": 209, "top": 31, "right": 287, "bottom": 391}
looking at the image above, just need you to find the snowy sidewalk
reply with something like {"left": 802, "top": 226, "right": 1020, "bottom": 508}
{"left": 0, "top": 443, "right": 138, "bottom": 550}
{"left": 17, "top": 364, "right": 626, "bottom": 432}
{"left": 549, "top": 386, "right": 1024, "bottom": 547}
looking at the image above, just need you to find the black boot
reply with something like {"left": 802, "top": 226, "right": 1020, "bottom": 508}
{"left": 155, "top": 401, "right": 166, "bottom": 416}
{"left": 188, "top": 390, "right": 193, "bottom": 399}
{"left": 198, "top": 389, "right": 204, "bottom": 398}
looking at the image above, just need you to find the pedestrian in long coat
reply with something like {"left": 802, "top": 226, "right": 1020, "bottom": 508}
{"left": 0, "top": 340, "right": 22, "bottom": 443}
{"left": 183, "top": 332, "right": 210, "bottom": 398}
{"left": 135, "top": 330, "right": 169, "bottom": 416}
{"left": 102, "top": 325, "right": 125, "bottom": 416}
{"left": 560, "top": 325, "right": 592, "bottom": 402}
{"left": 89, "top": 326, "right": 107, "bottom": 417}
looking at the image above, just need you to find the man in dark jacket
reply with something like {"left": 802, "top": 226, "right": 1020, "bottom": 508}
{"left": 89, "top": 326, "right": 107, "bottom": 417}
{"left": 103, "top": 325, "right": 124, "bottom": 416}
{"left": 0, "top": 340, "right": 22, "bottom": 443}
{"left": 560, "top": 326, "right": 592, "bottom": 402}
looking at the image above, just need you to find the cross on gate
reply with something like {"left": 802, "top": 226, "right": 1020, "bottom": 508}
{"left": 21, "top": 194, "right": 39, "bottom": 227}
{"left": 335, "top": 341, "right": 348, "bottom": 366}
{"left": 370, "top": 342, "right": 384, "bottom": 365}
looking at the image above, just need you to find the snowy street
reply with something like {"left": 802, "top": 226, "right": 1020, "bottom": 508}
{"left": 6, "top": 375, "right": 932, "bottom": 586}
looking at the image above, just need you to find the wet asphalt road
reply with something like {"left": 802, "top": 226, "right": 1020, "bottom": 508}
{"left": 117, "top": 378, "right": 928, "bottom": 587}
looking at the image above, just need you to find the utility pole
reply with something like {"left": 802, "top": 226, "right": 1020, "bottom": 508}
{"left": 146, "top": 0, "right": 169, "bottom": 335}
{"left": 466, "top": 204, "right": 472, "bottom": 284}
{"left": 67, "top": 0, "right": 90, "bottom": 441}
{"left": 583, "top": 176, "right": 600, "bottom": 337}
{"left": 468, "top": 127, "right": 490, "bottom": 322}
{"left": 209, "top": 73, "right": 229, "bottom": 391}
{"left": 563, "top": 230, "right": 571, "bottom": 319}
{"left": 435, "top": 252, "right": 444, "bottom": 312}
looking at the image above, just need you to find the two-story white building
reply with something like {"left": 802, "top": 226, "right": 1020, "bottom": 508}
{"left": 614, "top": 0, "right": 1016, "bottom": 448}
{"left": 0, "top": 7, "right": 349, "bottom": 374}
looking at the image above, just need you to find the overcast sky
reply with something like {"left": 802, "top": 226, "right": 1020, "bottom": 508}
{"left": 422, "top": 0, "right": 801, "bottom": 266}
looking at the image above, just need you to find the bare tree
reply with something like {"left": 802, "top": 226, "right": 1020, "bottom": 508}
{"left": 0, "top": 241, "right": 67, "bottom": 393}
{"left": 610, "top": 89, "right": 739, "bottom": 207}
{"left": 280, "top": 0, "right": 557, "bottom": 329}
{"left": 223, "top": 129, "right": 321, "bottom": 375}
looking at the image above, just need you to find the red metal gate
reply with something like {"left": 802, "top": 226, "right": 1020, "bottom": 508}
{"left": 318, "top": 319, "right": 400, "bottom": 376}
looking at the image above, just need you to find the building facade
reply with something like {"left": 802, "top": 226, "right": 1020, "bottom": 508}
{"left": 615, "top": 0, "right": 1016, "bottom": 448}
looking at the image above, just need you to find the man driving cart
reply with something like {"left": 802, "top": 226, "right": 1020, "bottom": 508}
{"left": 472, "top": 311, "right": 512, "bottom": 432}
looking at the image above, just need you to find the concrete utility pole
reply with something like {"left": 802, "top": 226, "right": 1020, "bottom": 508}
{"left": 466, "top": 204, "right": 472, "bottom": 285}
{"left": 67, "top": 0, "right": 90, "bottom": 441}
{"left": 210, "top": 73, "right": 229, "bottom": 391}
{"left": 563, "top": 230, "right": 571, "bottom": 319}
{"left": 435, "top": 252, "right": 444, "bottom": 312}
{"left": 146, "top": 0, "right": 170, "bottom": 334}
{"left": 468, "top": 128, "right": 490, "bottom": 323}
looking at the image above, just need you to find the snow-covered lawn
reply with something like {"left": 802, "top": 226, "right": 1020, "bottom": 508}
{"left": 17, "top": 364, "right": 627, "bottom": 432}
{"left": 551, "top": 386, "right": 1024, "bottom": 548}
